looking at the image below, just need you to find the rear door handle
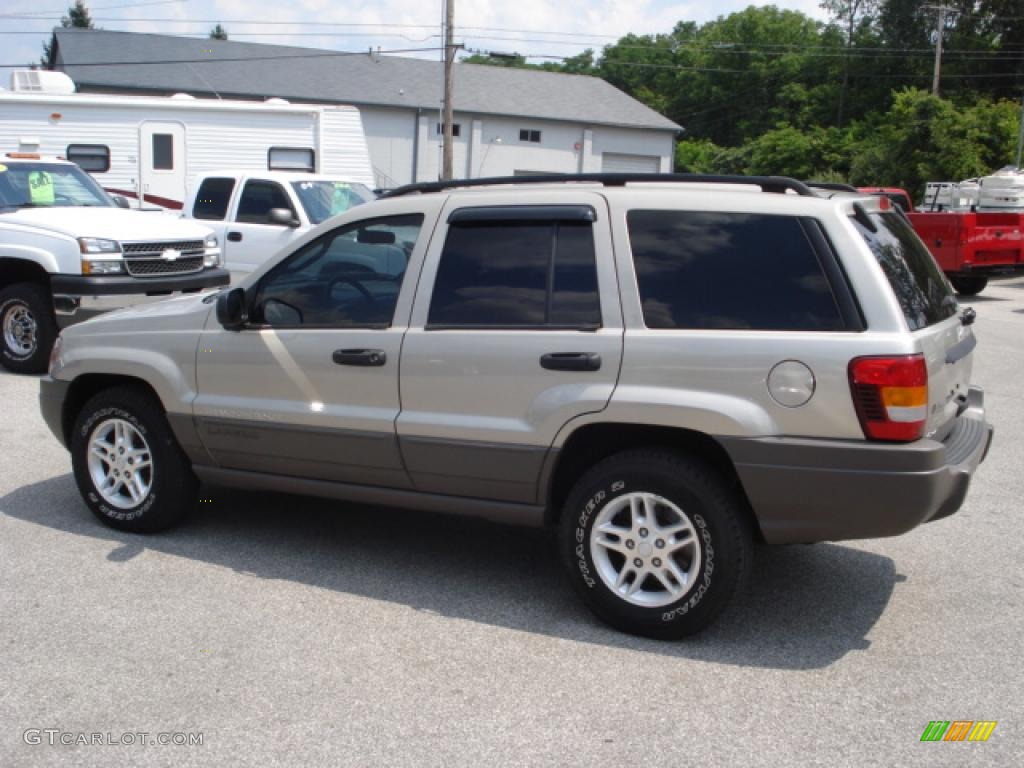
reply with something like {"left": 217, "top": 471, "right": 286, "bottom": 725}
{"left": 227, "top": 231, "right": 242, "bottom": 242}
{"left": 540, "top": 352, "right": 601, "bottom": 371}
{"left": 333, "top": 348, "right": 387, "bottom": 367}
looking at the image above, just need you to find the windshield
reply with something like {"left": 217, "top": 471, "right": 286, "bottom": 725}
{"left": 290, "top": 180, "right": 374, "bottom": 225}
{"left": 0, "top": 161, "right": 114, "bottom": 210}
{"left": 853, "top": 211, "right": 957, "bottom": 330}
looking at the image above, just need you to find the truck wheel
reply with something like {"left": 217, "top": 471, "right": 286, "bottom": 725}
{"left": 71, "top": 386, "right": 197, "bottom": 532}
{"left": 559, "top": 449, "right": 752, "bottom": 639}
{"left": 0, "top": 282, "right": 57, "bottom": 374}
{"left": 950, "top": 276, "right": 988, "bottom": 296}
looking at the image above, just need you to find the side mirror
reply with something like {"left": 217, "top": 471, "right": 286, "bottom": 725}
{"left": 268, "top": 207, "right": 300, "bottom": 228}
{"left": 216, "top": 287, "right": 247, "bottom": 331}
{"left": 112, "top": 196, "right": 131, "bottom": 209}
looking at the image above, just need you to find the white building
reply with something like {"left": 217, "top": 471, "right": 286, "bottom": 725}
{"left": 47, "top": 28, "right": 681, "bottom": 188}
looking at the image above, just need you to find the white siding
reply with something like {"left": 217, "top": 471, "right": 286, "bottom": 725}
{"left": 601, "top": 152, "right": 661, "bottom": 173}
{"left": 359, "top": 106, "right": 416, "bottom": 189}
{"left": 318, "top": 107, "right": 375, "bottom": 188}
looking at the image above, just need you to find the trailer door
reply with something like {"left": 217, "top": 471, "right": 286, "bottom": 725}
{"left": 139, "top": 122, "right": 185, "bottom": 210}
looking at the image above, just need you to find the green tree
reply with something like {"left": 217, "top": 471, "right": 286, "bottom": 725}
{"left": 41, "top": 1, "right": 95, "bottom": 68}
{"left": 209, "top": 24, "right": 228, "bottom": 41}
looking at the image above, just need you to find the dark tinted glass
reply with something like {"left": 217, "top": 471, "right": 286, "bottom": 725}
{"left": 255, "top": 214, "right": 422, "bottom": 327}
{"left": 236, "top": 181, "right": 293, "bottom": 224}
{"left": 192, "top": 177, "right": 235, "bottom": 220}
{"left": 152, "top": 134, "right": 173, "bottom": 170}
{"left": 854, "top": 212, "right": 957, "bottom": 330}
{"left": 428, "top": 220, "right": 600, "bottom": 327}
{"left": 66, "top": 144, "right": 110, "bottom": 173}
{"left": 551, "top": 223, "right": 601, "bottom": 325}
{"left": 627, "top": 210, "right": 844, "bottom": 331}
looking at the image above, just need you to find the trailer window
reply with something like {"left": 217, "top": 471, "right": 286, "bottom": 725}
{"left": 152, "top": 134, "right": 173, "bottom": 170}
{"left": 66, "top": 144, "right": 110, "bottom": 173}
{"left": 192, "top": 177, "right": 236, "bottom": 221}
{"left": 268, "top": 147, "right": 315, "bottom": 173}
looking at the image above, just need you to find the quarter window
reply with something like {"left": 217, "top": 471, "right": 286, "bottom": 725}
{"left": 428, "top": 214, "right": 600, "bottom": 328}
{"left": 66, "top": 144, "right": 110, "bottom": 173}
{"left": 254, "top": 214, "right": 423, "bottom": 328}
{"left": 627, "top": 210, "right": 844, "bottom": 331}
{"left": 192, "top": 177, "right": 236, "bottom": 220}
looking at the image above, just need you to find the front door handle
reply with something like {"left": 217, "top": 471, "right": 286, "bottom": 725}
{"left": 540, "top": 352, "right": 601, "bottom": 372}
{"left": 227, "top": 231, "right": 243, "bottom": 242}
{"left": 333, "top": 348, "right": 387, "bottom": 367}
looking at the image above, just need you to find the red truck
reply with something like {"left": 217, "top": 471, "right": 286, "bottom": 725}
{"left": 858, "top": 186, "right": 1024, "bottom": 295}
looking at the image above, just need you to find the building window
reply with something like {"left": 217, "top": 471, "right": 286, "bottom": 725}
{"left": 268, "top": 147, "right": 315, "bottom": 172}
{"left": 519, "top": 129, "right": 542, "bottom": 143}
{"left": 435, "top": 123, "right": 461, "bottom": 137}
{"left": 65, "top": 144, "right": 110, "bottom": 173}
{"left": 152, "top": 134, "right": 173, "bottom": 170}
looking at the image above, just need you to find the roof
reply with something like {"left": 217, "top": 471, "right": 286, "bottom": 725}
{"left": 51, "top": 29, "right": 681, "bottom": 133}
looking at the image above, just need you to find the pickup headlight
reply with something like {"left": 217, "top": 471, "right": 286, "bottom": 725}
{"left": 203, "top": 234, "right": 222, "bottom": 268}
{"left": 81, "top": 260, "right": 124, "bottom": 275}
{"left": 78, "top": 237, "right": 121, "bottom": 254}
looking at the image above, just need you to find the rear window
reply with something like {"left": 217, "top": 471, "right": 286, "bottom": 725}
{"left": 627, "top": 210, "right": 844, "bottom": 331}
{"left": 853, "top": 212, "right": 957, "bottom": 330}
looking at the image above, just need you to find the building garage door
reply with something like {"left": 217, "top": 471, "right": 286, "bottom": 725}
{"left": 601, "top": 152, "right": 661, "bottom": 173}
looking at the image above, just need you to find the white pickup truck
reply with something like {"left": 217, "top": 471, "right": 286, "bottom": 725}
{"left": 0, "top": 154, "right": 228, "bottom": 373}
{"left": 183, "top": 171, "right": 374, "bottom": 276}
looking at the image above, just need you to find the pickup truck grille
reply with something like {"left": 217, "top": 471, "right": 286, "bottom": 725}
{"left": 121, "top": 240, "right": 206, "bottom": 278}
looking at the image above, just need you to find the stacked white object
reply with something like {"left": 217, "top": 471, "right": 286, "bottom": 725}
{"left": 977, "top": 167, "right": 1024, "bottom": 211}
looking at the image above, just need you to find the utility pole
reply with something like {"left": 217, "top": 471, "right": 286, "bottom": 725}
{"left": 442, "top": 0, "right": 455, "bottom": 181}
{"left": 925, "top": 5, "right": 955, "bottom": 97}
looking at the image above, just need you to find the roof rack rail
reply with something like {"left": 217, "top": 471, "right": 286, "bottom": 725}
{"left": 804, "top": 181, "right": 859, "bottom": 193}
{"left": 378, "top": 173, "right": 815, "bottom": 199}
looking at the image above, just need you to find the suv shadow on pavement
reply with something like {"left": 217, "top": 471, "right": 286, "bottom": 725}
{"left": 1, "top": 475, "right": 897, "bottom": 670}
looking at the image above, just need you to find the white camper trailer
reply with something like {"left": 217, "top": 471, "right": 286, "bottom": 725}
{"left": 0, "top": 71, "right": 374, "bottom": 211}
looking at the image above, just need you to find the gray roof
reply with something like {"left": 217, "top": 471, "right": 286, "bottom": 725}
{"left": 52, "top": 28, "right": 681, "bottom": 132}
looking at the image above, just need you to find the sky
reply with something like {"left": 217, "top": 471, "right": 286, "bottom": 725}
{"left": 0, "top": 0, "right": 832, "bottom": 75}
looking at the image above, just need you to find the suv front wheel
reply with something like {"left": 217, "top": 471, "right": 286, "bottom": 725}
{"left": 71, "top": 386, "right": 197, "bottom": 532}
{"left": 560, "top": 449, "right": 751, "bottom": 639}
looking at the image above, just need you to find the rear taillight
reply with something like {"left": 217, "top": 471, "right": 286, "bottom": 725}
{"left": 848, "top": 355, "right": 928, "bottom": 442}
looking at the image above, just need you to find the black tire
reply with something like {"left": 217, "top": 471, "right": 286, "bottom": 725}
{"left": 0, "top": 282, "right": 58, "bottom": 374}
{"left": 559, "top": 449, "right": 752, "bottom": 639}
{"left": 70, "top": 386, "right": 197, "bottom": 532}
{"left": 950, "top": 275, "right": 988, "bottom": 296}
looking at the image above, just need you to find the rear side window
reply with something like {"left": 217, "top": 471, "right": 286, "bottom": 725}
{"left": 428, "top": 217, "right": 601, "bottom": 328}
{"left": 192, "top": 177, "right": 235, "bottom": 220}
{"left": 853, "top": 212, "right": 957, "bottom": 330}
{"left": 627, "top": 210, "right": 844, "bottom": 331}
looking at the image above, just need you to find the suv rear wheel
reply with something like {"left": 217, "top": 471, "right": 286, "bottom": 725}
{"left": 71, "top": 386, "right": 197, "bottom": 532}
{"left": 560, "top": 449, "right": 751, "bottom": 639}
{"left": 0, "top": 282, "right": 57, "bottom": 374}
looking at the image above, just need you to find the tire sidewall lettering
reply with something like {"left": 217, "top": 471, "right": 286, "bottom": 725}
{"left": 79, "top": 406, "right": 155, "bottom": 522}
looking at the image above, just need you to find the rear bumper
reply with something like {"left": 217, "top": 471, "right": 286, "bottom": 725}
{"left": 722, "top": 386, "right": 993, "bottom": 544}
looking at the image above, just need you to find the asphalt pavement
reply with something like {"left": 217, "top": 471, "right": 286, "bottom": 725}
{"left": 2, "top": 278, "right": 1023, "bottom": 767}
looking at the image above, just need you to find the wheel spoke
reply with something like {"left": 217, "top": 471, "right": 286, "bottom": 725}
{"left": 594, "top": 534, "right": 630, "bottom": 556}
{"left": 666, "top": 533, "right": 697, "bottom": 556}
{"left": 624, "top": 571, "right": 645, "bottom": 597}
{"left": 628, "top": 495, "right": 642, "bottom": 526}
{"left": 651, "top": 568, "right": 679, "bottom": 595}
{"left": 90, "top": 444, "right": 113, "bottom": 465}
{"left": 124, "top": 475, "right": 141, "bottom": 503}
{"left": 666, "top": 559, "right": 691, "bottom": 589}
{"left": 614, "top": 566, "right": 634, "bottom": 591}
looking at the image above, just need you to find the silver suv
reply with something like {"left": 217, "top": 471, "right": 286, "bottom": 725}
{"left": 39, "top": 174, "right": 993, "bottom": 638}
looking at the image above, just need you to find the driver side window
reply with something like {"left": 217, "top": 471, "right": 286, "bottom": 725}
{"left": 253, "top": 214, "right": 424, "bottom": 328}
